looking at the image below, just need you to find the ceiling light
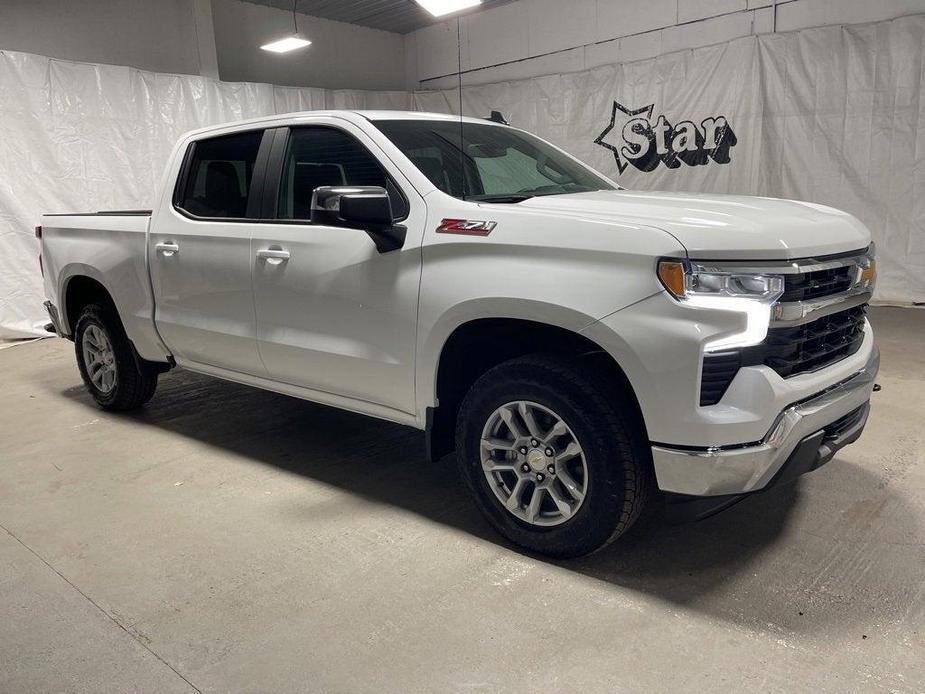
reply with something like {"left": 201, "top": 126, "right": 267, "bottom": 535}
{"left": 414, "top": 0, "right": 482, "bottom": 18}
{"left": 261, "top": 0, "right": 309, "bottom": 53}
{"left": 260, "top": 36, "right": 311, "bottom": 53}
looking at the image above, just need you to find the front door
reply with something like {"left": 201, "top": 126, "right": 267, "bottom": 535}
{"left": 149, "top": 128, "right": 269, "bottom": 375}
{"left": 251, "top": 123, "right": 423, "bottom": 415}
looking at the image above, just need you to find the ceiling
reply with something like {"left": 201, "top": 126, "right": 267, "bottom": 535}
{"left": 242, "top": 0, "right": 517, "bottom": 34}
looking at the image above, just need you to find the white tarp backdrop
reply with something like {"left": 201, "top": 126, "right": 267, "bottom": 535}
{"left": 1, "top": 15, "right": 924, "bottom": 338}
{"left": 0, "top": 52, "right": 411, "bottom": 338}
{"left": 417, "top": 16, "right": 925, "bottom": 308}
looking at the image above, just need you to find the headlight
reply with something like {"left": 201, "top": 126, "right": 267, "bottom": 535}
{"left": 657, "top": 259, "right": 785, "bottom": 352}
{"left": 657, "top": 260, "right": 784, "bottom": 301}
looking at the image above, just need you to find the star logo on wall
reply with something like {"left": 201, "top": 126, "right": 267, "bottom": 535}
{"left": 594, "top": 100, "right": 655, "bottom": 174}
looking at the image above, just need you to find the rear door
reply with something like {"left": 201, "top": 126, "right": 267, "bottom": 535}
{"left": 149, "top": 128, "right": 271, "bottom": 375}
{"left": 250, "top": 121, "right": 424, "bottom": 415}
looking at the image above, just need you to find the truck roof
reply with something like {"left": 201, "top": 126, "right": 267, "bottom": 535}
{"left": 181, "top": 110, "right": 504, "bottom": 139}
{"left": 355, "top": 110, "right": 493, "bottom": 123}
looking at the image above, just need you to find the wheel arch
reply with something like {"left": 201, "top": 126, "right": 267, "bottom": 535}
{"left": 60, "top": 266, "right": 117, "bottom": 336}
{"left": 423, "top": 309, "right": 647, "bottom": 462}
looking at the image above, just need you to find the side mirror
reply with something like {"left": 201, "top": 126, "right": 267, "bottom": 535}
{"left": 310, "top": 186, "right": 405, "bottom": 253}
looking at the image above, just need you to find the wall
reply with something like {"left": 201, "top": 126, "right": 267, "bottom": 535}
{"left": 406, "top": 0, "right": 925, "bottom": 88}
{"left": 0, "top": 0, "right": 408, "bottom": 90}
{"left": 0, "top": 0, "right": 204, "bottom": 75}
{"left": 211, "top": 0, "right": 407, "bottom": 90}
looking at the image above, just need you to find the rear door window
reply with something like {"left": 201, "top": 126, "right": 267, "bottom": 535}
{"left": 178, "top": 130, "right": 264, "bottom": 219}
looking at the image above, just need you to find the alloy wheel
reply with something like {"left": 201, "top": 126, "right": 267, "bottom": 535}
{"left": 81, "top": 324, "right": 117, "bottom": 394}
{"left": 479, "top": 400, "right": 588, "bottom": 527}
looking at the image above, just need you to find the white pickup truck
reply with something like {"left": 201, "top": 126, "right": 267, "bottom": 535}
{"left": 39, "top": 110, "right": 879, "bottom": 557}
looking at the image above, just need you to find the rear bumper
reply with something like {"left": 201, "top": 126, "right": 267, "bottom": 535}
{"left": 652, "top": 345, "right": 879, "bottom": 498}
{"left": 43, "top": 301, "right": 66, "bottom": 337}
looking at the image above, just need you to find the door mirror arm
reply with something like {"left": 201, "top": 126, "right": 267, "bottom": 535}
{"left": 366, "top": 224, "right": 406, "bottom": 253}
{"left": 310, "top": 186, "right": 405, "bottom": 253}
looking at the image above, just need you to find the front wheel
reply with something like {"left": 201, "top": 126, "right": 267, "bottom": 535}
{"left": 74, "top": 302, "right": 158, "bottom": 411}
{"left": 455, "top": 354, "right": 651, "bottom": 558}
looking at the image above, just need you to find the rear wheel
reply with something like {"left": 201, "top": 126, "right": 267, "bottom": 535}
{"left": 74, "top": 303, "right": 158, "bottom": 411}
{"left": 456, "top": 354, "right": 651, "bottom": 557}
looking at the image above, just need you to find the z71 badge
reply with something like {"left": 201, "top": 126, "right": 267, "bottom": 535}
{"left": 594, "top": 100, "right": 738, "bottom": 174}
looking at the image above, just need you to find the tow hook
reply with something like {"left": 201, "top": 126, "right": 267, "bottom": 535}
{"left": 873, "top": 383, "right": 882, "bottom": 392}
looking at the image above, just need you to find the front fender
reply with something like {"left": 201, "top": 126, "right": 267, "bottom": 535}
{"left": 415, "top": 297, "right": 601, "bottom": 421}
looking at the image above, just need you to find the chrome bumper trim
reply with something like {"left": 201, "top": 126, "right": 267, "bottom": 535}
{"left": 652, "top": 345, "right": 880, "bottom": 497}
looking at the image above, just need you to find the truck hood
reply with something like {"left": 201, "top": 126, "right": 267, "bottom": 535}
{"left": 518, "top": 190, "right": 871, "bottom": 260}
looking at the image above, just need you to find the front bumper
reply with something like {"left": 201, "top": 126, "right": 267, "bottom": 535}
{"left": 651, "top": 345, "right": 879, "bottom": 497}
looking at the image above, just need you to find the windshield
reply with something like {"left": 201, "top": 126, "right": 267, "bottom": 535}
{"left": 373, "top": 120, "right": 618, "bottom": 202}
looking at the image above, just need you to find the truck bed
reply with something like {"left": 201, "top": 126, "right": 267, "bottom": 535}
{"left": 40, "top": 210, "right": 167, "bottom": 362}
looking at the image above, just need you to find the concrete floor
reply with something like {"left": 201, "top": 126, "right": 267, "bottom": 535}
{"left": 1, "top": 307, "right": 923, "bottom": 693}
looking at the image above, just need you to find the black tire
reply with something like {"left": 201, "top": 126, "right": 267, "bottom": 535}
{"left": 74, "top": 302, "right": 159, "bottom": 411}
{"left": 455, "top": 354, "right": 651, "bottom": 558}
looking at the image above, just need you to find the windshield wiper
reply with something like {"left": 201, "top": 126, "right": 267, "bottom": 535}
{"left": 520, "top": 185, "right": 599, "bottom": 197}
{"left": 469, "top": 194, "right": 534, "bottom": 203}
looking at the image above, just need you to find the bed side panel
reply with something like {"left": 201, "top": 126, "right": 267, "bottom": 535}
{"left": 41, "top": 214, "right": 169, "bottom": 362}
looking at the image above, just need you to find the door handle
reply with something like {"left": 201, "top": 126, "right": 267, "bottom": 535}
{"left": 256, "top": 248, "right": 290, "bottom": 264}
{"left": 155, "top": 242, "right": 179, "bottom": 256}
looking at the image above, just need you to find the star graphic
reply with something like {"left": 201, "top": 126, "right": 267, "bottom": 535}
{"left": 593, "top": 100, "right": 655, "bottom": 174}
